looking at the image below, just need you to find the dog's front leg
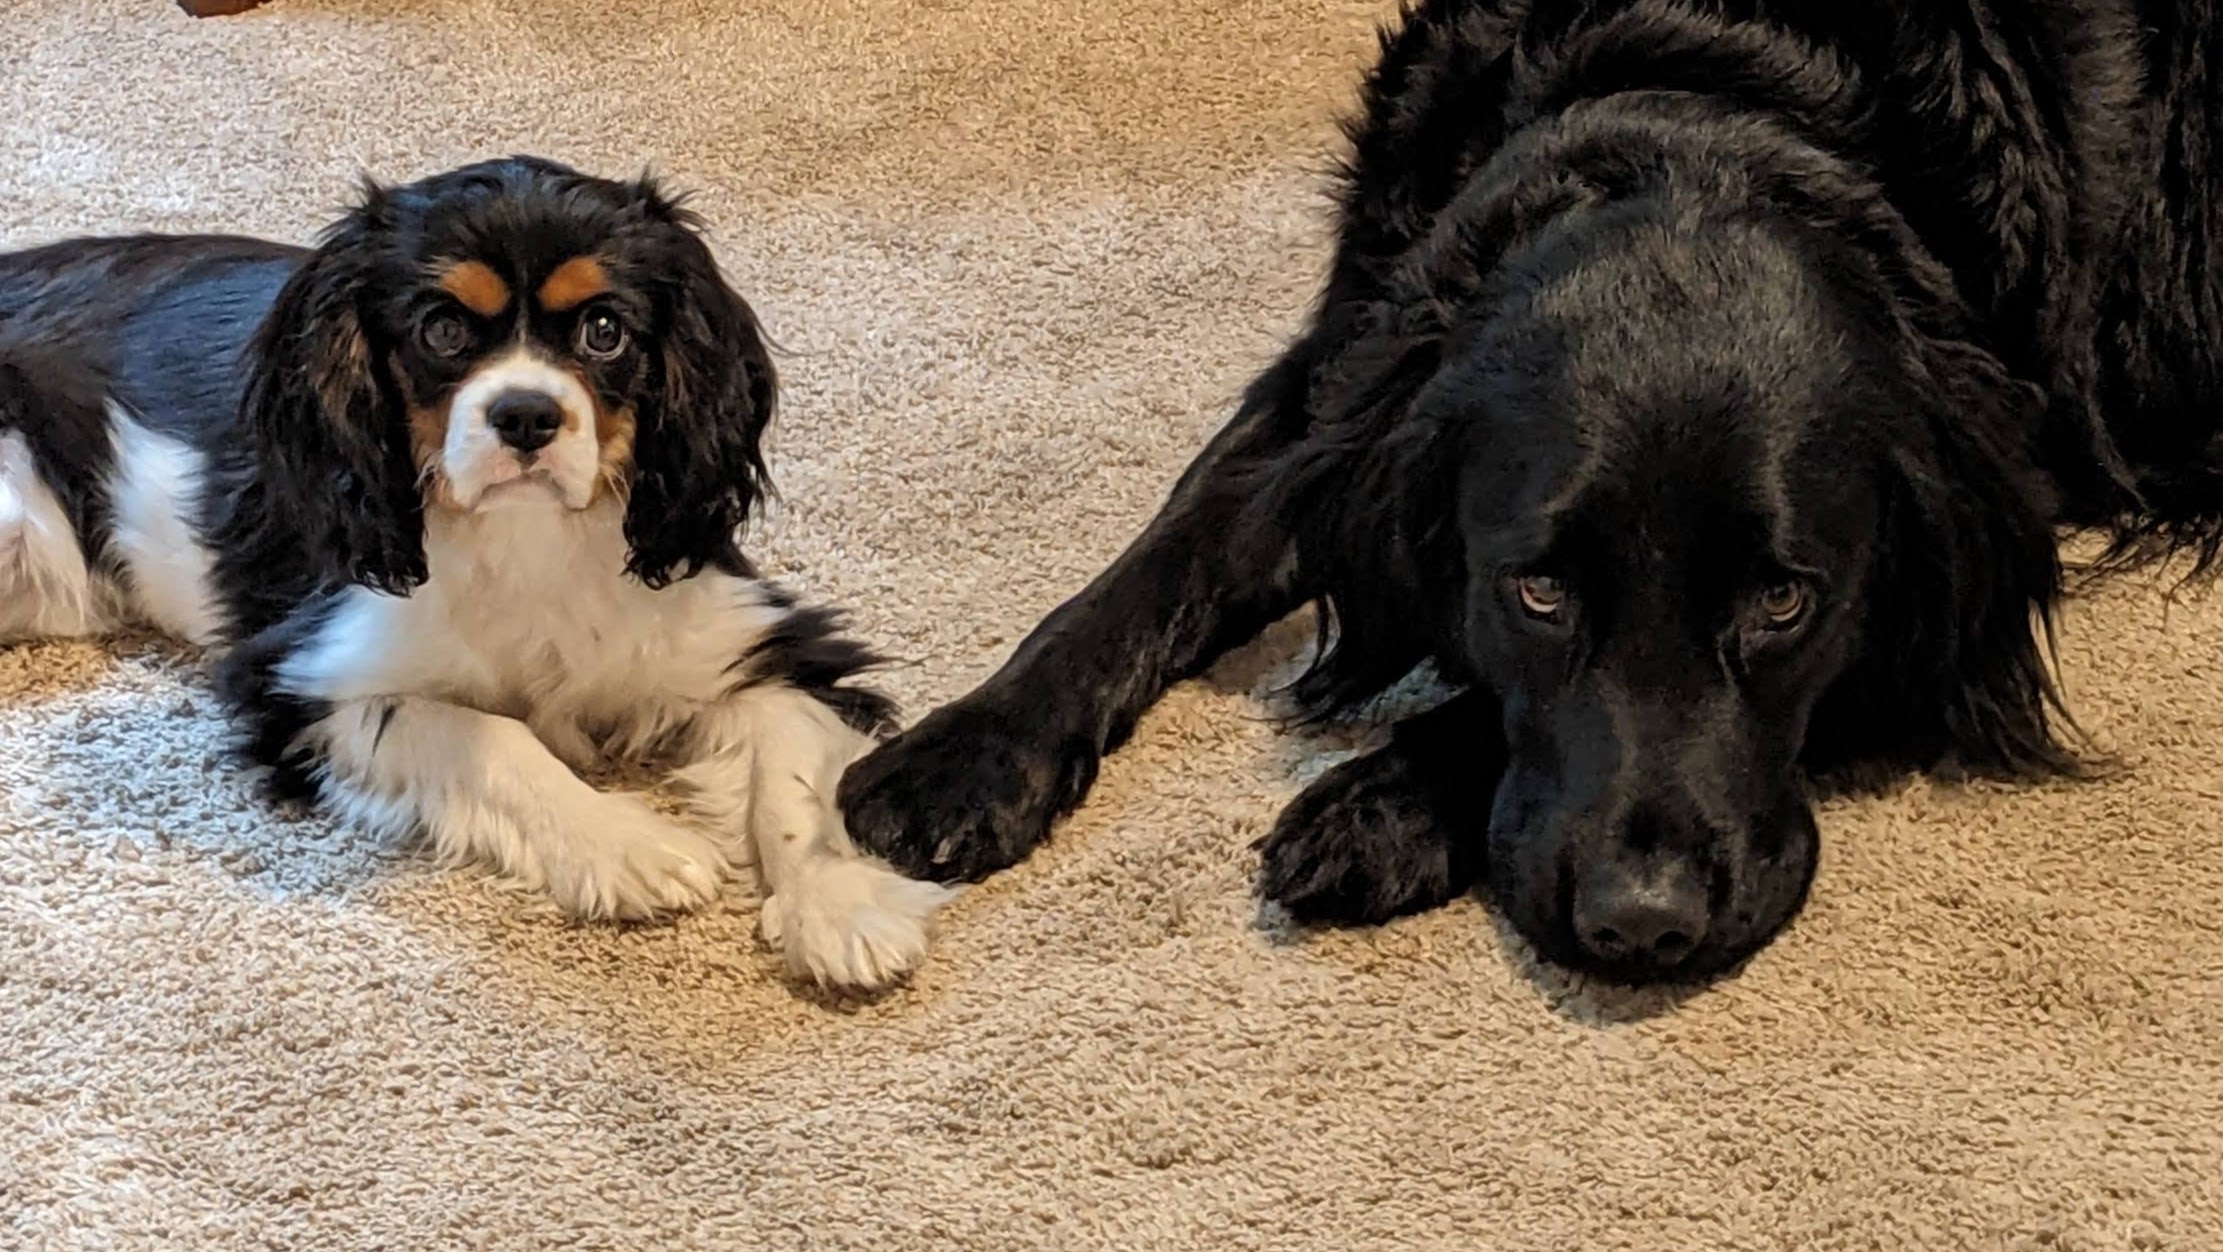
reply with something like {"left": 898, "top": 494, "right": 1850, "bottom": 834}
{"left": 1255, "top": 689, "right": 1502, "bottom": 925}
{"left": 304, "top": 695, "right": 731, "bottom": 920}
{"left": 839, "top": 350, "right": 1324, "bottom": 883}
{"left": 672, "top": 685, "right": 956, "bottom": 990}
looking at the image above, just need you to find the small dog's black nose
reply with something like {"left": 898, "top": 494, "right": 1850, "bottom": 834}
{"left": 488, "top": 390, "right": 564, "bottom": 454}
{"left": 1572, "top": 858, "right": 1709, "bottom": 972}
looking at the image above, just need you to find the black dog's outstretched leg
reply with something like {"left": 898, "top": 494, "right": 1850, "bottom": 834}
{"left": 841, "top": 1, "right": 1531, "bottom": 884}
{"left": 1255, "top": 689, "right": 1502, "bottom": 925}
{"left": 839, "top": 352, "right": 1319, "bottom": 882}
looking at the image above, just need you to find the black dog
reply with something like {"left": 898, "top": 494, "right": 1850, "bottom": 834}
{"left": 840, "top": 0, "right": 2223, "bottom": 984}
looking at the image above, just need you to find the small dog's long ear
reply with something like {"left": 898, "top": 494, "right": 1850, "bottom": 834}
{"left": 625, "top": 188, "right": 774, "bottom": 588}
{"left": 240, "top": 181, "right": 426, "bottom": 593}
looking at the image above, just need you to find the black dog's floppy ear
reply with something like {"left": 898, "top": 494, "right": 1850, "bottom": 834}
{"left": 624, "top": 184, "right": 775, "bottom": 589}
{"left": 1818, "top": 336, "right": 2081, "bottom": 784}
{"left": 240, "top": 179, "right": 426, "bottom": 594}
{"left": 1237, "top": 299, "right": 1458, "bottom": 719}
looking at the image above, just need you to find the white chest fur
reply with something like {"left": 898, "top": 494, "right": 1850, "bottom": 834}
{"left": 273, "top": 494, "right": 779, "bottom": 760}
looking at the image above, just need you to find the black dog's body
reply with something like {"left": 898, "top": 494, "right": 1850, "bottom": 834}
{"left": 842, "top": 0, "right": 2223, "bottom": 982}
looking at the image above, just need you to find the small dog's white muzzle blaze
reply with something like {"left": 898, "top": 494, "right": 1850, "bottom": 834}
{"left": 442, "top": 348, "right": 602, "bottom": 510}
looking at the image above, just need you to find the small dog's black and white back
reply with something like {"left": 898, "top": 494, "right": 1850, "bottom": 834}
{"left": 0, "top": 155, "right": 950, "bottom": 989}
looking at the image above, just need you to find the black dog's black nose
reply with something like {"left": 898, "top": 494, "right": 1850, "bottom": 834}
{"left": 1572, "top": 859, "right": 1709, "bottom": 971}
{"left": 488, "top": 390, "right": 564, "bottom": 453}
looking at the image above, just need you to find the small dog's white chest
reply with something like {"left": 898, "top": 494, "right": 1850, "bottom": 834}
{"left": 275, "top": 502, "right": 766, "bottom": 760}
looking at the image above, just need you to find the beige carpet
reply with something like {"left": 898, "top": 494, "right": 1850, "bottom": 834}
{"left": 2, "top": 1, "right": 2220, "bottom": 1247}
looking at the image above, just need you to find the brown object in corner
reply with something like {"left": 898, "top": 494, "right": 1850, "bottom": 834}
{"left": 178, "top": 0, "right": 268, "bottom": 15}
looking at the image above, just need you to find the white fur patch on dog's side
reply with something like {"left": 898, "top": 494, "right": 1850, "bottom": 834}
{"left": 105, "top": 407, "right": 221, "bottom": 645}
{"left": 0, "top": 430, "right": 121, "bottom": 642}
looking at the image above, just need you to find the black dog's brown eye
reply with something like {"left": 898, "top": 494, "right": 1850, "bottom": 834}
{"left": 576, "top": 308, "right": 628, "bottom": 361}
{"left": 1758, "top": 581, "right": 1808, "bottom": 627}
{"left": 420, "top": 311, "right": 470, "bottom": 358}
{"left": 1515, "top": 574, "right": 1567, "bottom": 619}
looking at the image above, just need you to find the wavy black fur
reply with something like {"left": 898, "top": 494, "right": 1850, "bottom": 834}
{"left": 843, "top": 0, "right": 2223, "bottom": 986}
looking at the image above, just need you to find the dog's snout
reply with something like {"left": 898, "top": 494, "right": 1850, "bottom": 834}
{"left": 488, "top": 390, "right": 564, "bottom": 453}
{"left": 1571, "top": 854, "right": 1708, "bottom": 973}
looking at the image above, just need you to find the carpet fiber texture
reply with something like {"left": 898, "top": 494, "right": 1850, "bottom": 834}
{"left": 2, "top": 2, "right": 2219, "bottom": 1248}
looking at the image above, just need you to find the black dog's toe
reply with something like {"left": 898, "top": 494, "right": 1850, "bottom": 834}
{"left": 1256, "top": 748, "right": 1477, "bottom": 925}
{"left": 838, "top": 701, "right": 1096, "bottom": 883}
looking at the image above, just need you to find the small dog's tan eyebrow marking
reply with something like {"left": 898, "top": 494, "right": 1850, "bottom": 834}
{"left": 438, "top": 260, "right": 510, "bottom": 317}
{"left": 538, "top": 257, "right": 610, "bottom": 312}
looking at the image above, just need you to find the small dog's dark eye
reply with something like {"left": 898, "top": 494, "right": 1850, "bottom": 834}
{"left": 420, "top": 311, "right": 471, "bottom": 358}
{"left": 1514, "top": 573, "right": 1568, "bottom": 620}
{"left": 576, "top": 308, "right": 629, "bottom": 361}
{"left": 1758, "top": 580, "right": 1808, "bottom": 628}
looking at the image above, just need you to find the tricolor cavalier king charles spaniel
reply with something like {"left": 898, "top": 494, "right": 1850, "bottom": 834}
{"left": 841, "top": 0, "right": 2223, "bottom": 985}
{"left": 0, "top": 156, "right": 950, "bottom": 989}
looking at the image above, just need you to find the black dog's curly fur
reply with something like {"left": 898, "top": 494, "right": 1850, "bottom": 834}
{"left": 842, "top": 0, "right": 2223, "bottom": 984}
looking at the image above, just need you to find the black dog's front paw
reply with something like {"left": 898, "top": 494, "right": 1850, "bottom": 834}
{"left": 1256, "top": 746, "right": 1480, "bottom": 926}
{"left": 838, "top": 700, "right": 1097, "bottom": 883}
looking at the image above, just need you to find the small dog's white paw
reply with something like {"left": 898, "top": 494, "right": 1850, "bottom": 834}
{"left": 538, "top": 793, "right": 730, "bottom": 921}
{"left": 760, "top": 858, "right": 958, "bottom": 989}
